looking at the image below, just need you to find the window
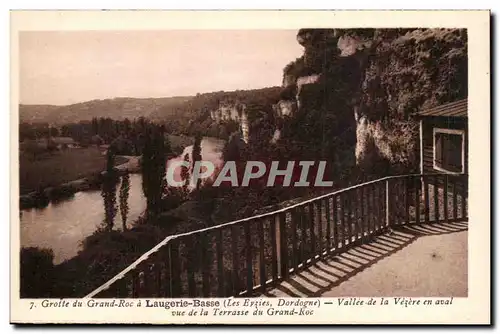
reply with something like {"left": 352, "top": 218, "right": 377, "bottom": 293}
{"left": 433, "top": 128, "right": 465, "bottom": 174}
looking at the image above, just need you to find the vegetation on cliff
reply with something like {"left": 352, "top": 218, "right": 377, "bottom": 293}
{"left": 276, "top": 28, "right": 467, "bottom": 179}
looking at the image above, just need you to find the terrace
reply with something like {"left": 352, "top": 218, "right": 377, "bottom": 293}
{"left": 85, "top": 173, "right": 468, "bottom": 299}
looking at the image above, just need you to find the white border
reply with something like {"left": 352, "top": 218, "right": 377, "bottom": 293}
{"left": 8, "top": 9, "right": 491, "bottom": 326}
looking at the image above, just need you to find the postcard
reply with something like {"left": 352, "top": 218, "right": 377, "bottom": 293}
{"left": 10, "top": 9, "right": 491, "bottom": 325}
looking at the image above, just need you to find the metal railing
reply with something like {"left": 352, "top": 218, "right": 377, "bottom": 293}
{"left": 85, "top": 172, "right": 468, "bottom": 298}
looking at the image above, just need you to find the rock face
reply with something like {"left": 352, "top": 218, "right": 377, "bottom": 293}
{"left": 273, "top": 28, "right": 467, "bottom": 177}
{"left": 210, "top": 102, "right": 245, "bottom": 122}
{"left": 270, "top": 29, "right": 359, "bottom": 180}
{"left": 209, "top": 101, "right": 249, "bottom": 143}
{"left": 353, "top": 28, "right": 467, "bottom": 172}
{"left": 272, "top": 100, "right": 296, "bottom": 117}
{"left": 295, "top": 74, "right": 321, "bottom": 109}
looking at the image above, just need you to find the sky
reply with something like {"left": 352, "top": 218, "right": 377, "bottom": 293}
{"left": 19, "top": 30, "right": 304, "bottom": 106}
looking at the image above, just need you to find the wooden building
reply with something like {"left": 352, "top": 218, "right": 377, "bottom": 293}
{"left": 415, "top": 98, "right": 468, "bottom": 176}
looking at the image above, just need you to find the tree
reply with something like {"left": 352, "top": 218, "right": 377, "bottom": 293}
{"left": 223, "top": 133, "right": 244, "bottom": 162}
{"left": 180, "top": 153, "right": 191, "bottom": 196}
{"left": 106, "top": 148, "right": 115, "bottom": 173}
{"left": 123, "top": 118, "right": 132, "bottom": 136}
{"left": 119, "top": 173, "right": 130, "bottom": 231}
{"left": 91, "top": 117, "right": 99, "bottom": 135}
{"left": 101, "top": 148, "right": 118, "bottom": 231}
{"left": 191, "top": 134, "right": 203, "bottom": 191}
{"left": 141, "top": 124, "right": 168, "bottom": 220}
{"left": 49, "top": 126, "right": 60, "bottom": 137}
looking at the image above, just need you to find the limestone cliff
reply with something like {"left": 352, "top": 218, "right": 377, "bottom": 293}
{"left": 273, "top": 28, "right": 467, "bottom": 177}
{"left": 192, "top": 87, "right": 280, "bottom": 144}
{"left": 209, "top": 101, "right": 249, "bottom": 143}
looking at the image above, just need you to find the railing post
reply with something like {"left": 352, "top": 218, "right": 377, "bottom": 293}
{"left": 385, "top": 179, "right": 390, "bottom": 229}
{"left": 131, "top": 269, "right": 140, "bottom": 298}
{"left": 444, "top": 174, "right": 449, "bottom": 223}
{"left": 231, "top": 225, "right": 240, "bottom": 296}
{"left": 169, "top": 240, "right": 181, "bottom": 297}
{"left": 152, "top": 259, "right": 162, "bottom": 298}
{"left": 415, "top": 176, "right": 421, "bottom": 224}
{"left": 200, "top": 233, "right": 210, "bottom": 297}
{"left": 452, "top": 178, "right": 458, "bottom": 221}
{"left": 332, "top": 195, "right": 339, "bottom": 251}
{"left": 374, "top": 184, "right": 381, "bottom": 232}
{"left": 216, "top": 229, "right": 224, "bottom": 297}
{"left": 434, "top": 175, "right": 440, "bottom": 222}
{"left": 115, "top": 275, "right": 129, "bottom": 298}
{"left": 316, "top": 201, "right": 323, "bottom": 259}
{"left": 325, "top": 198, "right": 331, "bottom": 254}
{"left": 187, "top": 236, "right": 197, "bottom": 297}
{"left": 424, "top": 176, "right": 430, "bottom": 223}
{"left": 244, "top": 222, "right": 253, "bottom": 297}
{"left": 405, "top": 177, "right": 410, "bottom": 224}
{"left": 345, "top": 194, "right": 352, "bottom": 244}
{"left": 273, "top": 214, "right": 280, "bottom": 282}
{"left": 307, "top": 203, "right": 315, "bottom": 261}
{"left": 461, "top": 174, "right": 468, "bottom": 219}
{"left": 140, "top": 263, "right": 151, "bottom": 297}
{"left": 258, "top": 219, "right": 266, "bottom": 294}
{"left": 360, "top": 187, "right": 366, "bottom": 239}
{"left": 368, "top": 185, "right": 374, "bottom": 233}
{"left": 279, "top": 212, "right": 289, "bottom": 280}
{"left": 292, "top": 207, "right": 299, "bottom": 270}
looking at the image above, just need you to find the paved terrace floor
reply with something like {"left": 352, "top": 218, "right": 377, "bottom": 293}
{"left": 263, "top": 221, "right": 468, "bottom": 297}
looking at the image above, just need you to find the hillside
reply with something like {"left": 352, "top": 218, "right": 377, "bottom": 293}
{"left": 19, "top": 96, "right": 193, "bottom": 124}
{"left": 19, "top": 86, "right": 282, "bottom": 129}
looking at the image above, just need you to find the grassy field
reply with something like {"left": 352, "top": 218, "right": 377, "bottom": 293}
{"left": 19, "top": 147, "right": 128, "bottom": 195}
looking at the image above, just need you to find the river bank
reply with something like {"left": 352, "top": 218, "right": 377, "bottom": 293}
{"left": 19, "top": 136, "right": 227, "bottom": 297}
{"left": 19, "top": 155, "right": 141, "bottom": 211}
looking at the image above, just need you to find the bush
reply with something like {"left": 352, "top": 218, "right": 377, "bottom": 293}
{"left": 49, "top": 184, "right": 76, "bottom": 202}
{"left": 20, "top": 247, "right": 55, "bottom": 298}
{"left": 32, "top": 188, "right": 50, "bottom": 209}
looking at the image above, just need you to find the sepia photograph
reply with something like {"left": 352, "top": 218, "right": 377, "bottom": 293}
{"left": 10, "top": 10, "right": 490, "bottom": 325}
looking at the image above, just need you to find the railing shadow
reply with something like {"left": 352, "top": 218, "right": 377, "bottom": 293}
{"left": 263, "top": 221, "right": 468, "bottom": 298}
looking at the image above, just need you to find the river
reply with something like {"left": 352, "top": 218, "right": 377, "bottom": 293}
{"left": 20, "top": 137, "right": 225, "bottom": 264}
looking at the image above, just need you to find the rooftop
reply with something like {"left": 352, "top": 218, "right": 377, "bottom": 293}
{"left": 416, "top": 98, "right": 468, "bottom": 118}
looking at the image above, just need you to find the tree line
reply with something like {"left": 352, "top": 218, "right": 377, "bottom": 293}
{"left": 20, "top": 117, "right": 174, "bottom": 156}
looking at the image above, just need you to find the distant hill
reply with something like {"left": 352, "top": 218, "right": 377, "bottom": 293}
{"left": 19, "top": 87, "right": 283, "bottom": 125}
{"left": 151, "top": 86, "right": 282, "bottom": 120}
{"left": 19, "top": 96, "right": 193, "bottom": 124}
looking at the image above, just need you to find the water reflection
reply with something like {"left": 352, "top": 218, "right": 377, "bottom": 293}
{"left": 20, "top": 174, "right": 146, "bottom": 264}
{"left": 19, "top": 137, "right": 225, "bottom": 265}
